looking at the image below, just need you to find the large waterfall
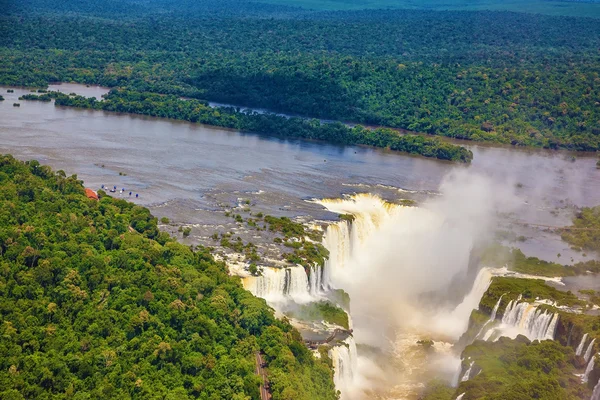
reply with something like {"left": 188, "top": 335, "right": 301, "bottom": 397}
{"left": 482, "top": 300, "right": 558, "bottom": 342}
{"left": 315, "top": 189, "right": 502, "bottom": 399}
{"left": 328, "top": 336, "right": 358, "bottom": 396}
{"left": 243, "top": 266, "right": 312, "bottom": 303}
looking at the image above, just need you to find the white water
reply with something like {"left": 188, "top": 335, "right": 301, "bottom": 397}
{"left": 461, "top": 361, "right": 475, "bottom": 382}
{"left": 309, "top": 264, "right": 324, "bottom": 295}
{"left": 328, "top": 336, "right": 359, "bottom": 397}
{"left": 585, "top": 339, "right": 597, "bottom": 363}
{"left": 490, "top": 294, "right": 505, "bottom": 322}
{"left": 316, "top": 193, "right": 495, "bottom": 341}
{"left": 475, "top": 294, "right": 505, "bottom": 340}
{"left": 321, "top": 220, "right": 351, "bottom": 290}
{"left": 584, "top": 355, "right": 595, "bottom": 384}
{"left": 577, "top": 334, "right": 589, "bottom": 357}
{"left": 314, "top": 180, "right": 515, "bottom": 398}
{"left": 456, "top": 394, "right": 465, "bottom": 400}
{"left": 592, "top": 377, "right": 600, "bottom": 400}
{"left": 482, "top": 301, "right": 558, "bottom": 342}
{"left": 243, "top": 266, "right": 312, "bottom": 303}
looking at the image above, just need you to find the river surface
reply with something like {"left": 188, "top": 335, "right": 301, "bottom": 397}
{"left": 2, "top": 84, "right": 599, "bottom": 263}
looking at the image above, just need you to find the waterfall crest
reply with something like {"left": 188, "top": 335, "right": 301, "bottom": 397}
{"left": 243, "top": 266, "right": 312, "bottom": 303}
{"left": 585, "top": 339, "right": 597, "bottom": 363}
{"left": 482, "top": 300, "right": 558, "bottom": 342}
{"left": 577, "top": 334, "right": 589, "bottom": 357}
{"left": 328, "top": 336, "right": 358, "bottom": 397}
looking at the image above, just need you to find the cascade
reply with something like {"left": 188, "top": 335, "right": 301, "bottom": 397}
{"left": 328, "top": 336, "right": 358, "bottom": 398}
{"left": 482, "top": 301, "right": 558, "bottom": 342}
{"left": 490, "top": 294, "right": 505, "bottom": 322}
{"left": 583, "top": 355, "right": 596, "bottom": 384}
{"left": 315, "top": 190, "right": 500, "bottom": 397}
{"left": 321, "top": 220, "right": 351, "bottom": 289}
{"left": 455, "top": 394, "right": 465, "bottom": 400}
{"left": 585, "top": 339, "right": 597, "bottom": 363}
{"left": 461, "top": 361, "right": 475, "bottom": 382}
{"left": 592, "top": 377, "right": 600, "bottom": 400}
{"left": 577, "top": 334, "right": 589, "bottom": 357}
{"left": 444, "top": 268, "right": 494, "bottom": 338}
{"left": 308, "top": 264, "right": 323, "bottom": 295}
{"left": 243, "top": 266, "right": 312, "bottom": 303}
{"left": 475, "top": 294, "right": 504, "bottom": 339}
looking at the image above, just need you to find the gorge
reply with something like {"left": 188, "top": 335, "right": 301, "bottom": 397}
{"left": 2, "top": 85, "right": 600, "bottom": 399}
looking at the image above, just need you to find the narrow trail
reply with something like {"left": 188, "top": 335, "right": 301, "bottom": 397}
{"left": 255, "top": 352, "right": 271, "bottom": 400}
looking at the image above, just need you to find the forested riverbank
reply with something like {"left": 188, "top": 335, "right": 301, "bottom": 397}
{"left": 0, "top": 155, "right": 339, "bottom": 400}
{"left": 19, "top": 90, "right": 472, "bottom": 162}
{"left": 2, "top": 1, "right": 600, "bottom": 152}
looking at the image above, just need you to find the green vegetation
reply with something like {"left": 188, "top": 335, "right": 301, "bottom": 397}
{"left": 329, "top": 289, "right": 351, "bottom": 310}
{"left": 479, "top": 276, "right": 585, "bottom": 316}
{"left": 160, "top": 217, "right": 170, "bottom": 224}
{"left": 338, "top": 214, "right": 355, "bottom": 223}
{"left": 0, "top": 95, "right": 4, "bottom": 101}
{"left": 261, "top": 215, "right": 331, "bottom": 270}
{"left": 261, "top": 0, "right": 600, "bottom": 17}
{"left": 562, "top": 206, "right": 600, "bottom": 252}
{"left": 456, "top": 337, "right": 589, "bottom": 400}
{"left": 19, "top": 93, "right": 52, "bottom": 102}
{"left": 30, "top": 90, "right": 470, "bottom": 162}
{"left": 3, "top": 3, "right": 600, "bottom": 152}
{"left": 289, "top": 301, "right": 349, "bottom": 329}
{"left": 0, "top": 155, "right": 338, "bottom": 400}
{"left": 481, "top": 243, "right": 600, "bottom": 277}
{"left": 421, "top": 379, "right": 455, "bottom": 400}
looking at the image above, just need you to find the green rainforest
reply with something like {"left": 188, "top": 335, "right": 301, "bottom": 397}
{"left": 0, "top": 155, "right": 338, "bottom": 400}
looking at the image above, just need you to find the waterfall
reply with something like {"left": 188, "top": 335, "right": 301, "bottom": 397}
{"left": 490, "top": 294, "right": 505, "bottom": 322}
{"left": 455, "top": 394, "right": 465, "bottom": 400}
{"left": 577, "top": 334, "right": 589, "bottom": 356}
{"left": 583, "top": 355, "right": 596, "bottom": 384}
{"left": 475, "top": 294, "right": 505, "bottom": 339}
{"left": 592, "top": 378, "right": 600, "bottom": 400}
{"left": 585, "top": 339, "right": 597, "bottom": 363}
{"left": 446, "top": 268, "right": 494, "bottom": 334}
{"left": 461, "top": 361, "right": 475, "bottom": 382}
{"left": 308, "top": 264, "right": 323, "bottom": 295}
{"left": 243, "top": 266, "right": 312, "bottom": 303}
{"left": 318, "top": 194, "right": 406, "bottom": 290}
{"left": 321, "top": 220, "right": 351, "bottom": 289}
{"left": 482, "top": 301, "right": 558, "bottom": 342}
{"left": 328, "top": 336, "right": 358, "bottom": 398}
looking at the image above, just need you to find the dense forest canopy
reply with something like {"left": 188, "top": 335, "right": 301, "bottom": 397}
{"left": 1, "top": 1, "right": 600, "bottom": 151}
{"left": 0, "top": 155, "right": 338, "bottom": 400}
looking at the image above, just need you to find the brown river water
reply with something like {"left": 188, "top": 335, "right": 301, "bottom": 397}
{"left": 1, "top": 83, "right": 599, "bottom": 264}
